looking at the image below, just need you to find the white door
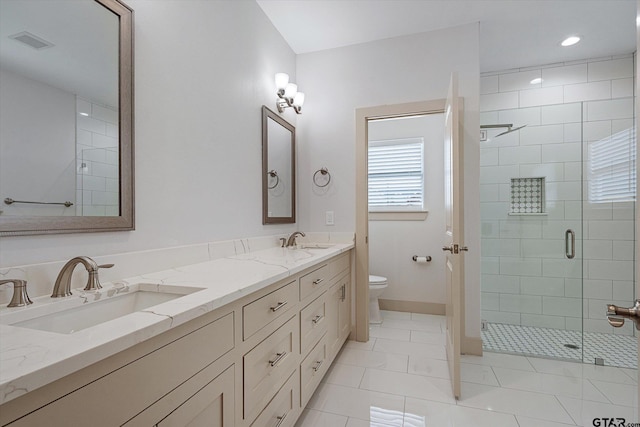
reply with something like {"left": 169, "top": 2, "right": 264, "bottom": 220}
{"left": 443, "top": 73, "right": 464, "bottom": 400}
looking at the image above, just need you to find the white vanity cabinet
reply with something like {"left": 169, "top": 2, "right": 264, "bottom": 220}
{"left": 0, "top": 249, "right": 352, "bottom": 427}
{"left": 327, "top": 271, "right": 351, "bottom": 359}
{"left": 0, "top": 310, "right": 236, "bottom": 427}
{"left": 129, "top": 364, "right": 236, "bottom": 427}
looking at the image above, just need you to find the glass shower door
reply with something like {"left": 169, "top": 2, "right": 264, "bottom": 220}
{"left": 480, "top": 101, "right": 585, "bottom": 363}
{"left": 581, "top": 98, "right": 637, "bottom": 369}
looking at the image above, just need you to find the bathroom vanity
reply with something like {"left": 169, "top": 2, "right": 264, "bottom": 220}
{"left": 0, "top": 243, "right": 353, "bottom": 426}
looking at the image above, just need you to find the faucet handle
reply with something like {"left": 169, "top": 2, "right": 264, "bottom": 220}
{"left": 83, "top": 263, "right": 115, "bottom": 292}
{"left": 0, "top": 279, "right": 33, "bottom": 307}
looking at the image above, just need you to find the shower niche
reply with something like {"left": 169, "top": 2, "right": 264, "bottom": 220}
{"left": 508, "top": 177, "right": 545, "bottom": 215}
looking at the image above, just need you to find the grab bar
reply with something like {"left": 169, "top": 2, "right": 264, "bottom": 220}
{"left": 565, "top": 229, "right": 575, "bottom": 259}
{"left": 4, "top": 198, "right": 73, "bottom": 207}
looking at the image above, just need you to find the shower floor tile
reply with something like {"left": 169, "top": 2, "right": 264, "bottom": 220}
{"left": 482, "top": 322, "right": 637, "bottom": 369}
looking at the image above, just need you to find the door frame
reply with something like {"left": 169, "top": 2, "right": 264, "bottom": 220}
{"left": 355, "top": 99, "right": 447, "bottom": 342}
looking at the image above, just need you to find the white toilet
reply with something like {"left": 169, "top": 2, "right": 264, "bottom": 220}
{"left": 369, "top": 275, "right": 388, "bottom": 324}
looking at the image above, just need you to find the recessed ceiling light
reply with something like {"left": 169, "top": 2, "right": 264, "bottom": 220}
{"left": 530, "top": 78, "right": 543, "bottom": 85}
{"left": 561, "top": 36, "right": 581, "bottom": 47}
{"left": 79, "top": 112, "right": 89, "bottom": 117}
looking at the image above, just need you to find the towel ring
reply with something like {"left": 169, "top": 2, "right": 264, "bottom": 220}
{"left": 313, "top": 167, "right": 331, "bottom": 188}
{"left": 267, "top": 170, "right": 279, "bottom": 189}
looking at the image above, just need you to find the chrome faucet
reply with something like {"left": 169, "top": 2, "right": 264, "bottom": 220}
{"left": 286, "top": 231, "right": 306, "bottom": 247}
{"left": 51, "top": 256, "right": 114, "bottom": 298}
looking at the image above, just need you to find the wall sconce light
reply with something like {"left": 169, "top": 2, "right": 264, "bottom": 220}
{"left": 275, "top": 72, "right": 304, "bottom": 114}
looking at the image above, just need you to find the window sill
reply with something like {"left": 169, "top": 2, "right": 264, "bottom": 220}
{"left": 369, "top": 211, "right": 429, "bottom": 221}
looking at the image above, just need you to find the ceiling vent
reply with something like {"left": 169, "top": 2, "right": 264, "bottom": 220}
{"left": 9, "top": 31, "right": 54, "bottom": 50}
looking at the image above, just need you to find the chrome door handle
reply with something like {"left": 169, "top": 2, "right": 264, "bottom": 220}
{"left": 274, "top": 412, "right": 288, "bottom": 427}
{"left": 565, "top": 229, "right": 575, "bottom": 259}
{"left": 443, "top": 244, "right": 467, "bottom": 254}
{"left": 340, "top": 283, "right": 346, "bottom": 301}
{"left": 269, "top": 351, "right": 287, "bottom": 367}
{"left": 607, "top": 300, "right": 640, "bottom": 330}
{"left": 270, "top": 301, "right": 287, "bottom": 312}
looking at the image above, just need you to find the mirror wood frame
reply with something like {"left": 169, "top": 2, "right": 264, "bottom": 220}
{"left": 0, "top": 0, "right": 134, "bottom": 237}
{"left": 262, "top": 106, "right": 296, "bottom": 224}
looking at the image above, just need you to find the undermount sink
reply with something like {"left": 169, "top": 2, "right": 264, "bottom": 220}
{"left": 299, "top": 243, "right": 335, "bottom": 249}
{"left": 0, "top": 283, "right": 204, "bottom": 334}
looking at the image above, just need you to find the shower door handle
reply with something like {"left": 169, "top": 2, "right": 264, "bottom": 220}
{"left": 565, "top": 229, "right": 575, "bottom": 259}
{"left": 606, "top": 300, "right": 640, "bottom": 330}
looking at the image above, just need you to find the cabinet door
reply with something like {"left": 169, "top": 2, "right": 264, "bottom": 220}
{"left": 326, "top": 283, "right": 341, "bottom": 359}
{"left": 327, "top": 273, "right": 350, "bottom": 359}
{"left": 338, "top": 275, "right": 351, "bottom": 341}
{"left": 156, "top": 365, "right": 235, "bottom": 427}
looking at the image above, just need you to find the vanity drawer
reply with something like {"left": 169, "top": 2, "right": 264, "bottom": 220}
{"left": 250, "top": 370, "right": 298, "bottom": 427}
{"left": 244, "top": 315, "right": 298, "bottom": 424}
{"left": 300, "top": 293, "right": 327, "bottom": 357}
{"left": 300, "top": 335, "right": 328, "bottom": 408}
{"left": 328, "top": 253, "right": 350, "bottom": 280}
{"left": 243, "top": 279, "right": 298, "bottom": 340}
{"left": 299, "top": 264, "right": 329, "bottom": 301}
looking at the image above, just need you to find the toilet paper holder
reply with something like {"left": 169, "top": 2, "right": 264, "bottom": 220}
{"left": 412, "top": 255, "right": 432, "bottom": 262}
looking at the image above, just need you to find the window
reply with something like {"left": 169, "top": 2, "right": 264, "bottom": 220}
{"left": 588, "top": 126, "right": 636, "bottom": 203}
{"left": 368, "top": 137, "right": 424, "bottom": 211}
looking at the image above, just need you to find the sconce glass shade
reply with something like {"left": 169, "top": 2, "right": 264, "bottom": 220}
{"left": 275, "top": 73, "right": 289, "bottom": 90}
{"left": 293, "top": 92, "right": 305, "bottom": 107}
{"left": 284, "top": 83, "right": 298, "bottom": 99}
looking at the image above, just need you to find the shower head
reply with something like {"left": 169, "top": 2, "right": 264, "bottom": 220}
{"left": 495, "top": 124, "right": 527, "bottom": 137}
{"left": 480, "top": 123, "right": 527, "bottom": 139}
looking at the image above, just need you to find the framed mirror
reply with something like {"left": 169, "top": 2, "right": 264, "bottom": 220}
{"left": 0, "top": 0, "right": 134, "bottom": 236}
{"left": 262, "top": 106, "right": 295, "bottom": 224}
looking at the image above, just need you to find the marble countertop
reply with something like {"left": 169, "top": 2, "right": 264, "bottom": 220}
{"left": 0, "top": 243, "right": 353, "bottom": 405}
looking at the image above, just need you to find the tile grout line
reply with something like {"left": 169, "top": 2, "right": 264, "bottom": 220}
{"left": 553, "top": 394, "right": 581, "bottom": 426}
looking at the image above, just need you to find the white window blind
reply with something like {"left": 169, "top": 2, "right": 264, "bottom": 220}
{"left": 368, "top": 138, "right": 424, "bottom": 211}
{"left": 588, "top": 126, "right": 636, "bottom": 203}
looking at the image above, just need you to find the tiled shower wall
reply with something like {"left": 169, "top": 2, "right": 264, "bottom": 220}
{"left": 480, "top": 54, "right": 636, "bottom": 336}
{"left": 75, "top": 98, "right": 119, "bottom": 216}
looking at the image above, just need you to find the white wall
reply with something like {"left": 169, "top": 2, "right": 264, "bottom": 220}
{"left": 479, "top": 55, "right": 636, "bottom": 335}
{"left": 0, "top": 69, "right": 76, "bottom": 217}
{"left": 368, "top": 115, "right": 446, "bottom": 304}
{"left": 1, "top": 0, "right": 298, "bottom": 267}
{"left": 296, "top": 23, "right": 481, "bottom": 338}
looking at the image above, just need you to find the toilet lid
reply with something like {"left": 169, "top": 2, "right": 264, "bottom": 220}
{"left": 369, "top": 275, "right": 387, "bottom": 284}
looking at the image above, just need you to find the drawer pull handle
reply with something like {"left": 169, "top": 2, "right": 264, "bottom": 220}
{"left": 312, "top": 360, "right": 323, "bottom": 372}
{"left": 274, "top": 412, "right": 288, "bottom": 427}
{"left": 269, "top": 351, "right": 287, "bottom": 367}
{"left": 270, "top": 301, "right": 288, "bottom": 312}
{"left": 340, "top": 283, "right": 346, "bottom": 301}
{"left": 312, "top": 278, "right": 324, "bottom": 285}
{"left": 312, "top": 315, "right": 324, "bottom": 324}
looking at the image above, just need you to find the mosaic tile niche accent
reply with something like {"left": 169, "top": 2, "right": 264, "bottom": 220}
{"left": 510, "top": 177, "right": 545, "bottom": 214}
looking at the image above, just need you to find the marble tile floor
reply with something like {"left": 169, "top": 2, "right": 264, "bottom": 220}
{"left": 295, "top": 310, "right": 639, "bottom": 427}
